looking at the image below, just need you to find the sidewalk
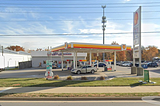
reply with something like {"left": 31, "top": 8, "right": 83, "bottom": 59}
{"left": 0, "top": 86, "right": 160, "bottom": 93}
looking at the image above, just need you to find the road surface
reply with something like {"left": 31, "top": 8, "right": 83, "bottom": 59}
{"left": 0, "top": 66, "right": 160, "bottom": 78}
{"left": 0, "top": 100, "right": 158, "bottom": 106}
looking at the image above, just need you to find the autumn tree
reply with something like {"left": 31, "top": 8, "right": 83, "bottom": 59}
{"left": 158, "top": 49, "right": 160, "bottom": 57}
{"left": 111, "top": 41, "right": 119, "bottom": 45}
{"left": 6, "top": 45, "right": 25, "bottom": 51}
{"left": 36, "top": 48, "right": 42, "bottom": 51}
{"left": 26, "top": 49, "right": 35, "bottom": 53}
{"left": 126, "top": 49, "right": 133, "bottom": 61}
{"left": 111, "top": 41, "right": 127, "bottom": 61}
{"left": 142, "top": 46, "right": 158, "bottom": 61}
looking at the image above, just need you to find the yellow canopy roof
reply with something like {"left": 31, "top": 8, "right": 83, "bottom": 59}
{"left": 51, "top": 42, "right": 131, "bottom": 53}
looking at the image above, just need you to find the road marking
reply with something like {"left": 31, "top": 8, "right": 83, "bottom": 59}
{"left": 0, "top": 87, "right": 13, "bottom": 93}
{"left": 142, "top": 96, "right": 160, "bottom": 105}
{"left": 0, "top": 100, "right": 144, "bottom": 103}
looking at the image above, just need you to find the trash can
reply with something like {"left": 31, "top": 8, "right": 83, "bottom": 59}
{"left": 104, "top": 66, "right": 107, "bottom": 71}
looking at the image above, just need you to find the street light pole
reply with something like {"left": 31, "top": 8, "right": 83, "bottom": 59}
{"left": 102, "top": 5, "right": 106, "bottom": 61}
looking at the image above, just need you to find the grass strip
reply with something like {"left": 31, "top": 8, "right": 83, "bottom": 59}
{"left": 0, "top": 78, "right": 160, "bottom": 87}
{"left": 0, "top": 93, "right": 160, "bottom": 97}
{"left": 3, "top": 68, "right": 19, "bottom": 71}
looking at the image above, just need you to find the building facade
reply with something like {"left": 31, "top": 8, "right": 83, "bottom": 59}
{"left": 0, "top": 47, "right": 31, "bottom": 69}
{"left": 31, "top": 51, "right": 87, "bottom": 68}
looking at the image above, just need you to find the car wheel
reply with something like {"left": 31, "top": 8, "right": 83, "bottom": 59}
{"left": 77, "top": 70, "right": 81, "bottom": 75}
{"left": 91, "top": 70, "right": 94, "bottom": 74}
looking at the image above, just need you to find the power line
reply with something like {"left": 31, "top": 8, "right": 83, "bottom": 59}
{"left": 0, "top": 0, "right": 86, "bottom": 2}
{"left": 0, "top": 31, "right": 160, "bottom": 36}
{"left": 0, "top": 11, "right": 160, "bottom": 14}
{"left": 0, "top": 18, "right": 159, "bottom": 22}
{"left": 1, "top": 2, "right": 160, "bottom": 5}
{"left": 1, "top": 5, "right": 160, "bottom": 8}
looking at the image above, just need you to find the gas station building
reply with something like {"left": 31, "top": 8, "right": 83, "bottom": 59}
{"left": 51, "top": 42, "right": 131, "bottom": 71}
{"left": 31, "top": 51, "right": 87, "bottom": 68}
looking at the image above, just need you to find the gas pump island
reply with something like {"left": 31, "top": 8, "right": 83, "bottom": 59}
{"left": 45, "top": 42, "right": 131, "bottom": 78}
{"left": 105, "top": 60, "right": 113, "bottom": 71}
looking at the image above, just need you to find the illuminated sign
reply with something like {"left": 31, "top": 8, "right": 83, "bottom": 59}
{"left": 52, "top": 52, "right": 72, "bottom": 56}
{"left": 79, "top": 60, "right": 87, "bottom": 62}
{"left": 121, "top": 44, "right": 126, "bottom": 51}
{"left": 65, "top": 42, "right": 68, "bottom": 49}
{"left": 134, "top": 12, "right": 138, "bottom": 25}
{"left": 133, "top": 7, "right": 141, "bottom": 46}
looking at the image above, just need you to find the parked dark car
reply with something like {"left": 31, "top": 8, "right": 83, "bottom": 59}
{"left": 111, "top": 62, "right": 114, "bottom": 65}
{"left": 147, "top": 62, "right": 158, "bottom": 67}
{"left": 141, "top": 63, "right": 148, "bottom": 69}
{"left": 135, "top": 63, "right": 139, "bottom": 67}
{"left": 94, "top": 62, "right": 106, "bottom": 67}
{"left": 52, "top": 63, "right": 57, "bottom": 69}
{"left": 119, "top": 62, "right": 127, "bottom": 66}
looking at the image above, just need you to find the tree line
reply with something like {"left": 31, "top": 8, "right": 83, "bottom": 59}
{"left": 5, "top": 42, "right": 160, "bottom": 61}
{"left": 86, "top": 41, "right": 160, "bottom": 61}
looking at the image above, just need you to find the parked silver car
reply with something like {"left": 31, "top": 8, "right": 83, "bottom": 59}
{"left": 122, "top": 62, "right": 131, "bottom": 67}
{"left": 71, "top": 65, "right": 97, "bottom": 74}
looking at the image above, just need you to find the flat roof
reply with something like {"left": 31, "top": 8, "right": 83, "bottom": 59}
{"left": 31, "top": 51, "right": 87, "bottom": 57}
{"left": 51, "top": 42, "right": 131, "bottom": 53}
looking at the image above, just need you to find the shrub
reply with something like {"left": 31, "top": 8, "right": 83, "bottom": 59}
{"left": 54, "top": 75, "right": 59, "bottom": 80}
{"left": 81, "top": 76, "right": 88, "bottom": 80}
{"left": 66, "top": 76, "right": 73, "bottom": 80}
{"left": 100, "top": 76, "right": 105, "bottom": 80}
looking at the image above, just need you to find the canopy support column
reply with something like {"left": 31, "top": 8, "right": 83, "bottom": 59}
{"left": 90, "top": 51, "right": 92, "bottom": 66}
{"left": 61, "top": 52, "right": 64, "bottom": 71}
{"left": 76, "top": 51, "right": 77, "bottom": 69}
{"left": 97, "top": 53, "right": 99, "bottom": 68}
{"left": 114, "top": 51, "right": 116, "bottom": 71}
{"left": 73, "top": 51, "right": 76, "bottom": 69}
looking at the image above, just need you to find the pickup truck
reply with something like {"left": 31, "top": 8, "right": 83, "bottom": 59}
{"left": 71, "top": 65, "right": 97, "bottom": 74}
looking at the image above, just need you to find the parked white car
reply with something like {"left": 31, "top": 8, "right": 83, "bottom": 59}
{"left": 71, "top": 65, "right": 97, "bottom": 74}
{"left": 122, "top": 63, "right": 131, "bottom": 67}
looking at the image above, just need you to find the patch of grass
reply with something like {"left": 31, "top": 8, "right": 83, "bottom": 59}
{"left": 0, "top": 93, "right": 160, "bottom": 97}
{"left": 5, "top": 68, "right": 19, "bottom": 70}
{"left": 0, "top": 78, "right": 160, "bottom": 87}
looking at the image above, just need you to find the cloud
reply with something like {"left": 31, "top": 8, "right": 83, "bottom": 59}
{"left": 0, "top": 7, "right": 160, "bottom": 50}
{"left": 79, "top": 20, "right": 127, "bottom": 38}
{"left": 61, "top": 20, "right": 81, "bottom": 33}
{"left": 123, "top": 0, "right": 131, "bottom": 3}
{"left": 0, "top": 22, "right": 56, "bottom": 50}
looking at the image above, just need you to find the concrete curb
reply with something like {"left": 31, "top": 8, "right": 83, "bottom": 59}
{"left": 0, "top": 97, "right": 142, "bottom": 101}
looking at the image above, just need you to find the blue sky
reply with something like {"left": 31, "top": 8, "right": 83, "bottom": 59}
{"left": 0, "top": 0, "right": 160, "bottom": 50}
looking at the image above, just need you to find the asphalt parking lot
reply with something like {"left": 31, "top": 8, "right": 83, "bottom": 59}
{"left": 0, "top": 66, "right": 160, "bottom": 79}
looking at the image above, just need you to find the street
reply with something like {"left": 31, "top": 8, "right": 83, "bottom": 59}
{"left": 0, "top": 100, "right": 158, "bottom": 106}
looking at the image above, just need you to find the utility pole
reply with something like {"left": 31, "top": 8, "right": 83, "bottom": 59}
{"left": 102, "top": 5, "right": 106, "bottom": 61}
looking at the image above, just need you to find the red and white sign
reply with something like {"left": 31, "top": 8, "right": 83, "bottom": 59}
{"left": 133, "top": 6, "right": 141, "bottom": 46}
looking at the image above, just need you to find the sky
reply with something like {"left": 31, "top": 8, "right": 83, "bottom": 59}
{"left": 0, "top": 0, "right": 160, "bottom": 51}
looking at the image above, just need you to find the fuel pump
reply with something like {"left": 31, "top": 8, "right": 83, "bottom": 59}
{"left": 105, "top": 60, "right": 113, "bottom": 71}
